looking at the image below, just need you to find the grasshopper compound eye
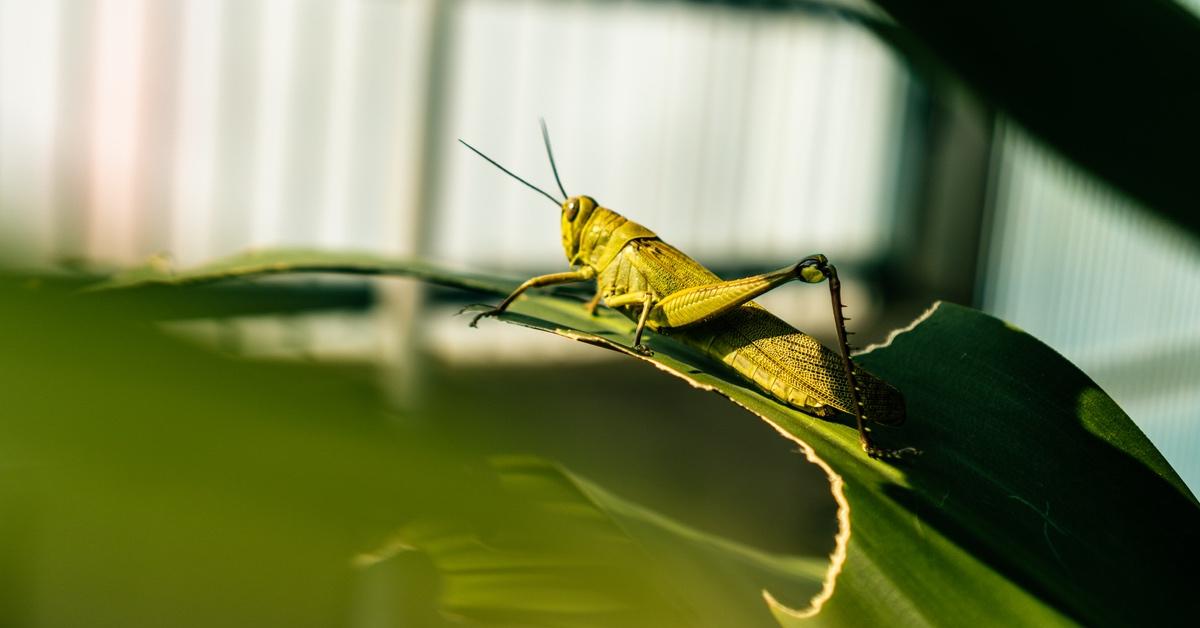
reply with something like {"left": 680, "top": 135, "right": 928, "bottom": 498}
{"left": 564, "top": 199, "right": 580, "bottom": 221}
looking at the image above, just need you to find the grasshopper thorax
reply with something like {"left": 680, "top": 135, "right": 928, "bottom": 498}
{"left": 561, "top": 195, "right": 600, "bottom": 262}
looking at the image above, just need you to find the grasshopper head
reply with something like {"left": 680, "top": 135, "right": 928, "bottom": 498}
{"left": 561, "top": 195, "right": 598, "bottom": 261}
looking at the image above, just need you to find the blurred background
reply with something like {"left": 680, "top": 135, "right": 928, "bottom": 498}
{"left": 1, "top": 0, "right": 1199, "bottom": 623}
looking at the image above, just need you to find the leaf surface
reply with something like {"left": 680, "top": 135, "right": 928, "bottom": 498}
{"left": 102, "top": 250, "right": 1200, "bottom": 626}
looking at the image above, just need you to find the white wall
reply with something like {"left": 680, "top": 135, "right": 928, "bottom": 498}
{"left": 0, "top": 0, "right": 907, "bottom": 273}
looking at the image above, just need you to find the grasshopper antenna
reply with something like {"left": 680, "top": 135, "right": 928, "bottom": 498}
{"left": 458, "top": 139, "right": 562, "bottom": 208}
{"left": 539, "top": 118, "right": 569, "bottom": 200}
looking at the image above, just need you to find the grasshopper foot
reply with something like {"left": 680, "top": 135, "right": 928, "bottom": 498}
{"left": 470, "top": 309, "right": 503, "bottom": 328}
{"left": 458, "top": 305, "right": 503, "bottom": 328}
{"left": 864, "top": 443, "right": 923, "bottom": 461}
{"left": 632, "top": 343, "right": 654, "bottom": 357}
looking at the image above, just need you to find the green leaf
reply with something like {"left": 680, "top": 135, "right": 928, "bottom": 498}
{"left": 91, "top": 248, "right": 521, "bottom": 295}
{"left": 364, "top": 456, "right": 826, "bottom": 627}
{"left": 100, "top": 250, "right": 1200, "bottom": 625}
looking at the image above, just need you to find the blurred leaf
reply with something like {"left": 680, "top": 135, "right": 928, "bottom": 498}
{"left": 93, "top": 248, "right": 520, "bottom": 294}
{"left": 367, "top": 456, "right": 825, "bottom": 627}
{"left": 0, "top": 275, "right": 518, "bottom": 628}
{"left": 112, "top": 250, "right": 1200, "bottom": 625}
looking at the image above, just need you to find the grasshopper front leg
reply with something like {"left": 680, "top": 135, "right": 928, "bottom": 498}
{"left": 468, "top": 267, "right": 595, "bottom": 327}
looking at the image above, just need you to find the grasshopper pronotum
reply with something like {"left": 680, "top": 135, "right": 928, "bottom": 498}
{"left": 461, "top": 122, "right": 916, "bottom": 459}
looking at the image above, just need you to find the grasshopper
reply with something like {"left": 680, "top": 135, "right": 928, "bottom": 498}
{"left": 460, "top": 122, "right": 915, "bottom": 459}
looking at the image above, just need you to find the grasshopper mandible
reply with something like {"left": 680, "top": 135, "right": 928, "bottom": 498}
{"left": 460, "top": 122, "right": 915, "bottom": 459}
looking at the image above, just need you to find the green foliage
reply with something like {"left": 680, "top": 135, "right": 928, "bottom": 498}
{"left": 0, "top": 275, "right": 504, "bottom": 627}
{"left": 383, "top": 456, "right": 827, "bottom": 627}
{"left": 1, "top": 272, "right": 821, "bottom": 628}
{"left": 98, "top": 249, "right": 1200, "bottom": 626}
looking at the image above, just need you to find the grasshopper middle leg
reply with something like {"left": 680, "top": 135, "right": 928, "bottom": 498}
{"left": 603, "top": 291, "right": 657, "bottom": 356}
